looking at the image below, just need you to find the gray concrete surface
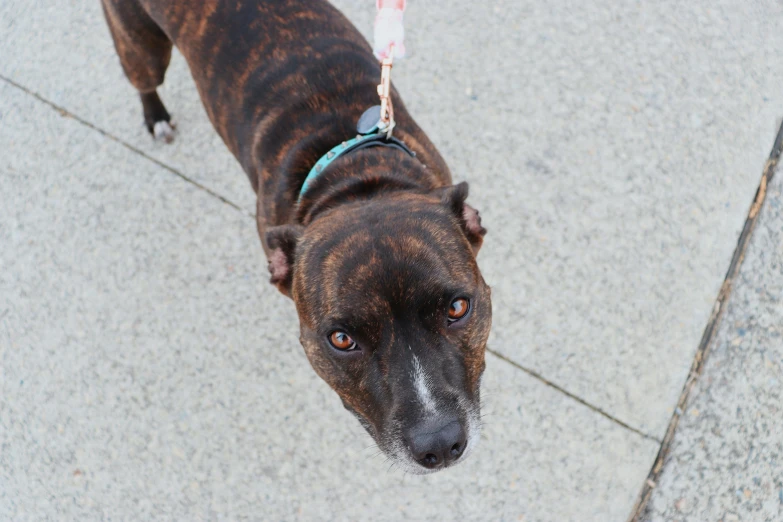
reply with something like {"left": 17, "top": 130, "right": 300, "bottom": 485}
{"left": 3, "top": 0, "right": 783, "bottom": 440}
{"left": 642, "top": 164, "right": 783, "bottom": 522}
{"left": 0, "top": 83, "right": 656, "bottom": 520}
{"left": 338, "top": 0, "right": 783, "bottom": 438}
{"left": 1, "top": 0, "right": 782, "bottom": 519}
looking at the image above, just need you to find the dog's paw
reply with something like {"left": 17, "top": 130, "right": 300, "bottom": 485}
{"left": 153, "top": 120, "right": 177, "bottom": 144}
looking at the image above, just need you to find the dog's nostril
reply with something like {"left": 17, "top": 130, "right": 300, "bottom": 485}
{"left": 450, "top": 442, "right": 462, "bottom": 457}
{"left": 421, "top": 453, "right": 439, "bottom": 467}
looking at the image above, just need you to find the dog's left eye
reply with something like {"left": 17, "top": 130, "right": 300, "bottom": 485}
{"left": 448, "top": 298, "right": 470, "bottom": 323}
{"left": 329, "top": 331, "right": 357, "bottom": 351}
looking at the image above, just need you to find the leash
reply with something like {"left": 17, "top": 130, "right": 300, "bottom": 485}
{"left": 374, "top": 0, "right": 406, "bottom": 137}
{"left": 298, "top": 0, "right": 410, "bottom": 202}
{"left": 373, "top": 0, "right": 406, "bottom": 61}
{"left": 377, "top": 50, "right": 395, "bottom": 138}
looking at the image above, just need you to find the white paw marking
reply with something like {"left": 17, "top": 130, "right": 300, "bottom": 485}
{"left": 153, "top": 120, "right": 176, "bottom": 144}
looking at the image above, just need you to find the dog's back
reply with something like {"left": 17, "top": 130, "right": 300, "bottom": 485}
{"left": 102, "top": 0, "right": 450, "bottom": 225}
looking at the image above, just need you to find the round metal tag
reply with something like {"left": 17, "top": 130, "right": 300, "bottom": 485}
{"left": 357, "top": 105, "right": 382, "bottom": 134}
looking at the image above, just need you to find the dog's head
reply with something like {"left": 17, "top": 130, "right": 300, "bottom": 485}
{"left": 266, "top": 182, "right": 490, "bottom": 473}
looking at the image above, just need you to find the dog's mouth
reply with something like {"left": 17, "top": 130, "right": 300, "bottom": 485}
{"left": 358, "top": 399, "right": 482, "bottom": 475}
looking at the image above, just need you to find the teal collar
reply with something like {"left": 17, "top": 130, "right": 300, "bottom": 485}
{"left": 297, "top": 106, "right": 415, "bottom": 202}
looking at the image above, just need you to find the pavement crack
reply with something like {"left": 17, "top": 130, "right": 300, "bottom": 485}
{"left": 0, "top": 74, "right": 252, "bottom": 218}
{"left": 3, "top": 71, "right": 665, "bottom": 450}
{"left": 487, "top": 348, "right": 661, "bottom": 444}
{"left": 18, "top": 73, "right": 779, "bottom": 508}
{"left": 626, "top": 118, "right": 783, "bottom": 522}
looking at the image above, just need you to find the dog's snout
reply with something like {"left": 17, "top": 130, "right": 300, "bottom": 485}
{"left": 406, "top": 419, "right": 467, "bottom": 470}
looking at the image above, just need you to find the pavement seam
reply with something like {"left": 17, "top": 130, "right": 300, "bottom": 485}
{"left": 4, "top": 72, "right": 665, "bottom": 448}
{"left": 487, "top": 349, "right": 661, "bottom": 443}
{"left": 0, "top": 74, "right": 253, "bottom": 218}
{"left": 626, "top": 119, "right": 783, "bottom": 522}
{"left": 2, "top": 71, "right": 679, "bottom": 448}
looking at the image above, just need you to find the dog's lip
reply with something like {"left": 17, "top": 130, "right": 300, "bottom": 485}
{"left": 395, "top": 449, "right": 473, "bottom": 475}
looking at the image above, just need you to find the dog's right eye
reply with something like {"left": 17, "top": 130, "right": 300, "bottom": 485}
{"left": 329, "top": 331, "right": 357, "bottom": 351}
{"left": 448, "top": 297, "right": 471, "bottom": 323}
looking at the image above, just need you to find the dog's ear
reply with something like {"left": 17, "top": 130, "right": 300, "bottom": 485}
{"left": 436, "top": 181, "right": 487, "bottom": 255}
{"left": 265, "top": 224, "right": 304, "bottom": 297}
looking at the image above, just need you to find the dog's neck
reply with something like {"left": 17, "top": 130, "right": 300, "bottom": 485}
{"left": 248, "top": 84, "right": 452, "bottom": 230}
{"left": 295, "top": 136, "right": 437, "bottom": 225}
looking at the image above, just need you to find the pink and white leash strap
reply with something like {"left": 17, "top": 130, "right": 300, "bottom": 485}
{"left": 373, "top": 0, "right": 406, "bottom": 60}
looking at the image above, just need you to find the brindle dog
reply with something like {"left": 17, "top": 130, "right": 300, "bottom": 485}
{"left": 102, "top": 0, "right": 491, "bottom": 473}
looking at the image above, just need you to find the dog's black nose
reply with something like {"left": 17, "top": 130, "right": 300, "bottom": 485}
{"left": 406, "top": 420, "right": 467, "bottom": 469}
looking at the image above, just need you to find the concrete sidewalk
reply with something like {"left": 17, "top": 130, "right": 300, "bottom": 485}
{"left": 1, "top": 0, "right": 782, "bottom": 520}
{"left": 642, "top": 161, "right": 783, "bottom": 521}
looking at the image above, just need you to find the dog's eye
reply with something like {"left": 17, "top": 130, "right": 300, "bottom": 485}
{"left": 448, "top": 298, "right": 470, "bottom": 323}
{"left": 329, "top": 331, "right": 357, "bottom": 351}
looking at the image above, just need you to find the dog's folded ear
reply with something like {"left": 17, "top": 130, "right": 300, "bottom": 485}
{"left": 435, "top": 181, "right": 487, "bottom": 255}
{"left": 265, "top": 224, "right": 304, "bottom": 296}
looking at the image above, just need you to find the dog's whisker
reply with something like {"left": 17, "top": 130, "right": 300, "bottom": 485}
{"left": 358, "top": 442, "right": 380, "bottom": 453}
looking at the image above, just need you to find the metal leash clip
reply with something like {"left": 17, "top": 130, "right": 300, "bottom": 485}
{"left": 377, "top": 44, "right": 395, "bottom": 138}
